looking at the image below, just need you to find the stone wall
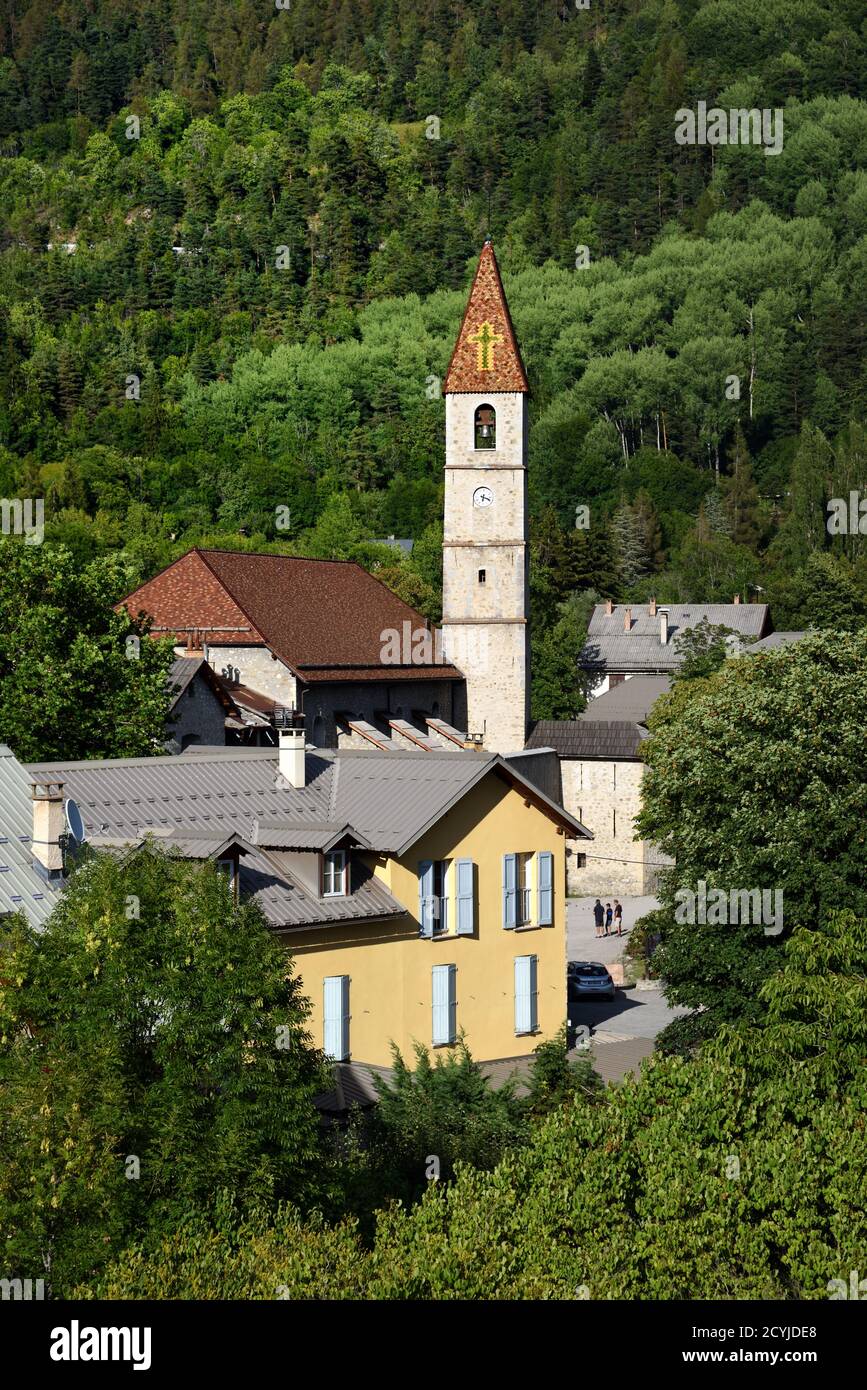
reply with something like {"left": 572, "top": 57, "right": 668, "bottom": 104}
{"left": 165, "top": 671, "right": 228, "bottom": 752}
{"left": 559, "top": 757, "right": 659, "bottom": 896}
{"left": 304, "top": 679, "right": 459, "bottom": 748}
{"left": 205, "top": 644, "right": 297, "bottom": 706}
{"left": 442, "top": 390, "right": 529, "bottom": 755}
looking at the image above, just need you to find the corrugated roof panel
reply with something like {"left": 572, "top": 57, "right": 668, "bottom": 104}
{"left": 332, "top": 750, "right": 493, "bottom": 851}
{"left": 243, "top": 850, "right": 405, "bottom": 928}
{"left": 0, "top": 745, "right": 62, "bottom": 927}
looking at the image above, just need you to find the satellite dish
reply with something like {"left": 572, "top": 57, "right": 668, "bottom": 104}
{"left": 64, "top": 798, "right": 87, "bottom": 845}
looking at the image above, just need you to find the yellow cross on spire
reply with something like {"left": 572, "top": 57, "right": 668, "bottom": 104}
{"left": 467, "top": 320, "right": 505, "bottom": 371}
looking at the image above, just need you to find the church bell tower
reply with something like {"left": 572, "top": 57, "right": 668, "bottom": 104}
{"left": 441, "top": 240, "right": 530, "bottom": 753}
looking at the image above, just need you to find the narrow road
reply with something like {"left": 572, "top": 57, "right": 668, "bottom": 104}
{"left": 567, "top": 896, "right": 688, "bottom": 1083}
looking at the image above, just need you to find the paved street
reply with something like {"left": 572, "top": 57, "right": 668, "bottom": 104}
{"left": 567, "top": 896, "right": 688, "bottom": 1083}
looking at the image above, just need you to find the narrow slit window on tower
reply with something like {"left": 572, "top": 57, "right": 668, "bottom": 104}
{"left": 474, "top": 404, "right": 496, "bottom": 449}
{"left": 478, "top": 568, "right": 486, "bottom": 585}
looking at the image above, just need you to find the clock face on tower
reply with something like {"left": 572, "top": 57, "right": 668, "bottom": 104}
{"left": 473, "top": 486, "right": 494, "bottom": 508}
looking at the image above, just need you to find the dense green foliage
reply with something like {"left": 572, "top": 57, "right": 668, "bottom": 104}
{"left": 81, "top": 911, "right": 867, "bottom": 1300}
{"left": 1, "top": 0, "right": 866, "bottom": 1304}
{"left": 0, "top": 849, "right": 329, "bottom": 1292}
{"left": 672, "top": 617, "right": 737, "bottom": 680}
{"left": 340, "top": 1029, "right": 602, "bottom": 1216}
{"left": 1, "top": 1, "right": 867, "bottom": 724}
{"left": 0, "top": 538, "right": 174, "bottom": 759}
{"left": 637, "top": 629, "right": 867, "bottom": 1047}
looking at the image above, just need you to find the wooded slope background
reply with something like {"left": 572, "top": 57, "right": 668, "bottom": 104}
{"left": 1, "top": 0, "right": 866, "bottom": 712}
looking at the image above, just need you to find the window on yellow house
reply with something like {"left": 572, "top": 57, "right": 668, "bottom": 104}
{"left": 516, "top": 853, "right": 532, "bottom": 925}
{"left": 323, "top": 849, "right": 347, "bottom": 897}
{"left": 503, "top": 852, "right": 553, "bottom": 928}
{"left": 418, "top": 859, "right": 450, "bottom": 936}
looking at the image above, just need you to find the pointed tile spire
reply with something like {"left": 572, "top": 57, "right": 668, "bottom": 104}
{"left": 444, "top": 239, "right": 529, "bottom": 394}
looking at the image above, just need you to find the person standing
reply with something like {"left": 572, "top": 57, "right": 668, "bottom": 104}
{"left": 605, "top": 902, "right": 613, "bottom": 935}
{"left": 593, "top": 898, "right": 604, "bottom": 939}
{"left": 614, "top": 900, "right": 623, "bottom": 936}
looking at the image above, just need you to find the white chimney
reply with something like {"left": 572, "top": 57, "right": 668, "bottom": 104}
{"left": 31, "top": 780, "right": 65, "bottom": 871}
{"left": 276, "top": 709, "right": 306, "bottom": 789}
{"left": 733, "top": 593, "right": 741, "bottom": 605}
{"left": 659, "top": 608, "right": 669, "bottom": 645}
{"left": 623, "top": 606, "right": 632, "bottom": 633}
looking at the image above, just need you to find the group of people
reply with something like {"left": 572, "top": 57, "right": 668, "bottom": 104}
{"left": 593, "top": 898, "right": 623, "bottom": 938}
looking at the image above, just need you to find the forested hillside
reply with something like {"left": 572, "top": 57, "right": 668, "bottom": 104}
{"left": 1, "top": 0, "right": 866, "bottom": 712}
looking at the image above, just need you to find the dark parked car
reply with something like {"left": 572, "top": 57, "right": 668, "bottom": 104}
{"left": 568, "top": 961, "right": 616, "bottom": 1001}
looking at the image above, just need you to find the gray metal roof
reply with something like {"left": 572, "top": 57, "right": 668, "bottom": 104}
{"left": 244, "top": 849, "right": 404, "bottom": 929}
{"left": 250, "top": 820, "right": 371, "bottom": 851}
{"left": 24, "top": 745, "right": 590, "bottom": 928}
{"left": 0, "top": 745, "right": 62, "bottom": 927}
{"left": 25, "top": 748, "right": 335, "bottom": 842}
{"left": 526, "top": 720, "right": 649, "bottom": 761}
{"left": 581, "top": 603, "right": 770, "bottom": 673}
{"left": 88, "top": 829, "right": 256, "bottom": 860}
{"left": 744, "top": 631, "right": 807, "bottom": 653}
{"left": 580, "top": 676, "right": 671, "bottom": 722}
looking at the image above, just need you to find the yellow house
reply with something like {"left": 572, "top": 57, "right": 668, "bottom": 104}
{"left": 29, "top": 734, "right": 591, "bottom": 1073}
{"left": 286, "top": 752, "right": 588, "bottom": 1067}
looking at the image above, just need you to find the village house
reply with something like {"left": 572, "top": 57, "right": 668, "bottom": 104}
{"left": 581, "top": 597, "right": 771, "bottom": 697}
{"left": 25, "top": 717, "right": 590, "bottom": 1075}
{"left": 527, "top": 677, "right": 672, "bottom": 897}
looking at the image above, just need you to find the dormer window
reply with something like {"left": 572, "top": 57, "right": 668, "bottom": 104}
{"left": 474, "top": 404, "right": 496, "bottom": 449}
{"left": 216, "top": 856, "right": 238, "bottom": 902}
{"left": 323, "top": 849, "right": 347, "bottom": 897}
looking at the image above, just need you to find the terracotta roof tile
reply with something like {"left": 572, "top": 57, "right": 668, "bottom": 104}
{"left": 444, "top": 240, "right": 529, "bottom": 394}
{"left": 120, "top": 549, "right": 461, "bottom": 684}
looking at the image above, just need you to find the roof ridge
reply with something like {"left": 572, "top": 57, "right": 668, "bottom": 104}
{"left": 328, "top": 753, "right": 341, "bottom": 822}
{"left": 194, "top": 549, "right": 270, "bottom": 647}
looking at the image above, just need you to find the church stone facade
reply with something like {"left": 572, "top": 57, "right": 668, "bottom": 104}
{"left": 441, "top": 240, "right": 531, "bottom": 755}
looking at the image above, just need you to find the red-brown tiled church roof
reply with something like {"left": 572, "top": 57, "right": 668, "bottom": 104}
{"left": 443, "top": 239, "right": 529, "bottom": 394}
{"left": 120, "top": 549, "right": 461, "bottom": 683}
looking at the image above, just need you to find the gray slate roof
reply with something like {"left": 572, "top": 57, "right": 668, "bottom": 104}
{"left": 745, "top": 631, "right": 806, "bottom": 652}
{"left": 580, "top": 676, "right": 671, "bottom": 722}
{"left": 167, "top": 656, "right": 203, "bottom": 707}
{"left": 0, "top": 745, "right": 62, "bottom": 927}
{"left": 371, "top": 537, "right": 414, "bottom": 555}
{"left": 526, "top": 720, "right": 649, "bottom": 761}
{"left": 581, "top": 603, "right": 770, "bottom": 673}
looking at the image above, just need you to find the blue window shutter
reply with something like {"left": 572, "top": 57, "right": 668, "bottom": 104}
{"left": 340, "top": 976, "right": 351, "bottom": 1060}
{"left": 538, "top": 851, "right": 553, "bottom": 926}
{"left": 324, "top": 975, "right": 350, "bottom": 1060}
{"left": 447, "top": 964, "right": 457, "bottom": 1041}
{"left": 418, "top": 860, "right": 434, "bottom": 937}
{"left": 515, "top": 955, "right": 538, "bottom": 1034}
{"left": 503, "top": 853, "right": 517, "bottom": 929}
{"left": 529, "top": 955, "right": 538, "bottom": 1031}
{"left": 432, "top": 964, "right": 456, "bottom": 1045}
{"left": 456, "top": 858, "right": 475, "bottom": 935}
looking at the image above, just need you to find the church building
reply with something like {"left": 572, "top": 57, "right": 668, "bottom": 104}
{"left": 121, "top": 239, "right": 533, "bottom": 758}
{"left": 441, "top": 238, "right": 531, "bottom": 755}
